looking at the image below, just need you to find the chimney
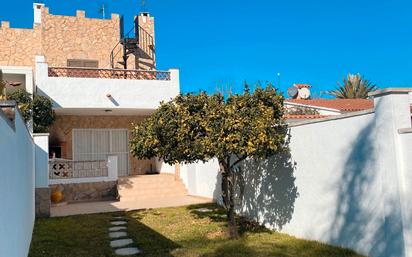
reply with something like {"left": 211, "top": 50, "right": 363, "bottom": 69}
{"left": 33, "top": 3, "right": 45, "bottom": 24}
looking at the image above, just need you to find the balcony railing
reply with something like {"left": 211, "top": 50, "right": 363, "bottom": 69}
{"left": 49, "top": 159, "right": 108, "bottom": 180}
{"left": 48, "top": 67, "right": 171, "bottom": 81}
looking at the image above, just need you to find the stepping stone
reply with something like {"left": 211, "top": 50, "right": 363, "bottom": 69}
{"left": 109, "top": 231, "right": 127, "bottom": 239}
{"left": 111, "top": 221, "right": 127, "bottom": 226}
{"left": 112, "top": 216, "right": 127, "bottom": 220}
{"left": 110, "top": 238, "right": 133, "bottom": 248}
{"left": 115, "top": 247, "right": 141, "bottom": 255}
{"left": 195, "top": 208, "right": 212, "bottom": 213}
{"left": 109, "top": 226, "right": 127, "bottom": 232}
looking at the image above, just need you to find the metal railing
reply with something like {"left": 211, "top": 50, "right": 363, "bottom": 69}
{"left": 110, "top": 22, "right": 156, "bottom": 69}
{"left": 48, "top": 67, "right": 170, "bottom": 81}
{"left": 137, "top": 25, "right": 155, "bottom": 60}
{"left": 49, "top": 159, "right": 108, "bottom": 180}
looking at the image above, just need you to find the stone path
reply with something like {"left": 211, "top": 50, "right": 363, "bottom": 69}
{"left": 109, "top": 215, "right": 141, "bottom": 256}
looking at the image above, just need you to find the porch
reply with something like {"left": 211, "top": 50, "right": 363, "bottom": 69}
{"left": 50, "top": 173, "right": 213, "bottom": 217}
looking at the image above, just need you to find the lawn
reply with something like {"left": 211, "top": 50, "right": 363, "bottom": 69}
{"left": 29, "top": 203, "right": 365, "bottom": 257}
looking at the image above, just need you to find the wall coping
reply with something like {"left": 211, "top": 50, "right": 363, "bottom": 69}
{"left": 368, "top": 88, "right": 412, "bottom": 97}
{"left": 288, "top": 109, "right": 374, "bottom": 128}
{"left": 33, "top": 133, "right": 50, "bottom": 137}
{"left": 398, "top": 128, "right": 412, "bottom": 134}
{"left": 284, "top": 101, "right": 341, "bottom": 113}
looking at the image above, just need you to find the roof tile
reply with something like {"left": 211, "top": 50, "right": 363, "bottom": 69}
{"left": 285, "top": 99, "right": 374, "bottom": 111}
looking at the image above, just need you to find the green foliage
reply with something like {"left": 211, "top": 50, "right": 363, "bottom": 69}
{"left": 131, "top": 84, "right": 287, "bottom": 165}
{"left": 130, "top": 84, "right": 288, "bottom": 237}
{"left": 33, "top": 95, "right": 55, "bottom": 133}
{"left": 329, "top": 73, "right": 378, "bottom": 99}
{"left": 8, "top": 89, "right": 32, "bottom": 121}
{"left": 7, "top": 89, "right": 55, "bottom": 133}
{"left": 0, "top": 70, "right": 5, "bottom": 100}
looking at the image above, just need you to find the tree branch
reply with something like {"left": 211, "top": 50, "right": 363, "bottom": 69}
{"left": 230, "top": 154, "right": 247, "bottom": 170}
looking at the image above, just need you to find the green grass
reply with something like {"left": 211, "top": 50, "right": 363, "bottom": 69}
{"left": 29, "top": 203, "right": 365, "bottom": 257}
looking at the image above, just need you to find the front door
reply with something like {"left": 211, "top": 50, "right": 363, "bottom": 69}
{"left": 72, "top": 129, "right": 130, "bottom": 176}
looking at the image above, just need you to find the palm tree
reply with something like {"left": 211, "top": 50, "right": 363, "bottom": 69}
{"left": 329, "top": 73, "right": 378, "bottom": 99}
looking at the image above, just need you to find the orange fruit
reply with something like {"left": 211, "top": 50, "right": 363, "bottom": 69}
{"left": 51, "top": 191, "right": 63, "bottom": 203}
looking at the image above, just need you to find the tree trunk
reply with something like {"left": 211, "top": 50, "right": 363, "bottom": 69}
{"left": 219, "top": 158, "right": 239, "bottom": 238}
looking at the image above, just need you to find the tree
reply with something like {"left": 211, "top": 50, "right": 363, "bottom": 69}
{"left": 130, "top": 84, "right": 288, "bottom": 237}
{"left": 0, "top": 70, "right": 7, "bottom": 100}
{"left": 7, "top": 89, "right": 55, "bottom": 133}
{"left": 329, "top": 73, "right": 378, "bottom": 99}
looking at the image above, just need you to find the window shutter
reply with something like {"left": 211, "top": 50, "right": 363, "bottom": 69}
{"left": 67, "top": 59, "right": 99, "bottom": 68}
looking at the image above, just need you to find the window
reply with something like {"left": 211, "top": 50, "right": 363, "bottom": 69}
{"left": 67, "top": 59, "right": 99, "bottom": 68}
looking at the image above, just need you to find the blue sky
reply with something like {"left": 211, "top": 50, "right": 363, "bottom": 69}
{"left": 2, "top": 0, "right": 412, "bottom": 96}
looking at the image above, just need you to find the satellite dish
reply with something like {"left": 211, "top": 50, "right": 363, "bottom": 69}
{"left": 287, "top": 86, "right": 298, "bottom": 98}
{"left": 298, "top": 87, "right": 311, "bottom": 99}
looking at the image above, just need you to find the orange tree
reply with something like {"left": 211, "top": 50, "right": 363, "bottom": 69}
{"left": 130, "top": 84, "right": 288, "bottom": 237}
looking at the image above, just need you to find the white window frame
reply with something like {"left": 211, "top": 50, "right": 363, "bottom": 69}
{"left": 72, "top": 128, "right": 130, "bottom": 176}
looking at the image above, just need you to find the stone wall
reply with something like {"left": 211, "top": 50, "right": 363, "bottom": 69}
{"left": 0, "top": 22, "right": 41, "bottom": 67}
{"left": 35, "top": 188, "right": 51, "bottom": 218}
{"left": 41, "top": 8, "right": 124, "bottom": 68}
{"left": 49, "top": 115, "right": 156, "bottom": 175}
{"left": 0, "top": 5, "right": 139, "bottom": 69}
{"left": 50, "top": 181, "right": 118, "bottom": 202}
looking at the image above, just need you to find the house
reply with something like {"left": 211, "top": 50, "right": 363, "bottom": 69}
{"left": 0, "top": 3, "right": 182, "bottom": 215}
{"left": 283, "top": 83, "right": 375, "bottom": 122}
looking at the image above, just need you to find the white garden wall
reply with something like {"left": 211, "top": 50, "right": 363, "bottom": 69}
{"left": 0, "top": 103, "right": 35, "bottom": 257}
{"left": 181, "top": 89, "right": 412, "bottom": 257}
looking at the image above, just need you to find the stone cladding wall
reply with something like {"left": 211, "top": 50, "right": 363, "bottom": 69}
{"left": 48, "top": 115, "right": 156, "bottom": 176}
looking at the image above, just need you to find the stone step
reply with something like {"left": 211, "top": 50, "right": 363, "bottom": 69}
{"left": 119, "top": 187, "right": 187, "bottom": 195}
{"left": 115, "top": 247, "right": 141, "bottom": 256}
{"left": 109, "top": 226, "right": 127, "bottom": 232}
{"left": 111, "top": 221, "right": 127, "bottom": 226}
{"left": 117, "top": 174, "right": 188, "bottom": 202}
{"left": 110, "top": 238, "right": 134, "bottom": 248}
{"left": 109, "top": 231, "right": 128, "bottom": 239}
{"left": 118, "top": 186, "right": 187, "bottom": 195}
{"left": 118, "top": 182, "right": 186, "bottom": 191}
{"left": 118, "top": 174, "right": 176, "bottom": 180}
{"left": 119, "top": 194, "right": 188, "bottom": 202}
{"left": 119, "top": 193, "right": 188, "bottom": 201}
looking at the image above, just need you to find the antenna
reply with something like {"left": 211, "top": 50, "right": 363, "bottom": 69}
{"left": 142, "top": 0, "right": 147, "bottom": 12}
{"left": 98, "top": 3, "right": 106, "bottom": 19}
{"left": 277, "top": 73, "right": 281, "bottom": 88}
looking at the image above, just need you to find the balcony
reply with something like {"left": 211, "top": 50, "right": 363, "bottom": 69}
{"left": 35, "top": 56, "right": 180, "bottom": 115}
{"left": 48, "top": 67, "right": 171, "bottom": 81}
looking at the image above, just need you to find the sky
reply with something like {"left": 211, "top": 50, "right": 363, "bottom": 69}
{"left": 1, "top": 0, "right": 412, "bottom": 97}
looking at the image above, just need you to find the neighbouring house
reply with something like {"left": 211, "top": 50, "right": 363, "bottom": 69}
{"left": 284, "top": 83, "right": 375, "bottom": 121}
{"left": 0, "top": 3, "right": 180, "bottom": 215}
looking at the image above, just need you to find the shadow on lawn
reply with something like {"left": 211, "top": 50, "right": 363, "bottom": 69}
{"left": 188, "top": 203, "right": 272, "bottom": 237}
{"left": 123, "top": 211, "right": 181, "bottom": 257}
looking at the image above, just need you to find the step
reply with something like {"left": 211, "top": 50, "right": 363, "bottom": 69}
{"left": 118, "top": 183, "right": 187, "bottom": 191}
{"left": 117, "top": 174, "right": 188, "bottom": 202}
{"left": 120, "top": 194, "right": 189, "bottom": 202}
{"left": 119, "top": 188, "right": 187, "bottom": 196}
{"left": 119, "top": 190, "right": 188, "bottom": 199}
{"left": 119, "top": 185, "right": 187, "bottom": 192}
